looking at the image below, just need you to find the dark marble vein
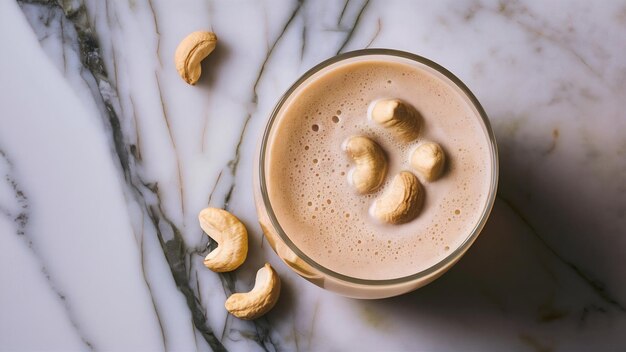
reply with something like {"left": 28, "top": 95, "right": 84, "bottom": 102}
{"left": 128, "top": 95, "right": 143, "bottom": 161}
{"left": 337, "top": 0, "right": 350, "bottom": 26}
{"left": 499, "top": 195, "right": 625, "bottom": 312}
{"left": 253, "top": 317, "right": 279, "bottom": 352}
{"left": 207, "top": 170, "right": 223, "bottom": 206}
{"left": 225, "top": 319, "right": 278, "bottom": 352}
{"left": 579, "top": 303, "right": 608, "bottom": 326}
{"left": 154, "top": 73, "right": 185, "bottom": 216}
{"left": 365, "top": 18, "right": 382, "bottom": 48}
{"left": 203, "top": 3, "right": 306, "bottom": 350}
{"left": 17, "top": 1, "right": 226, "bottom": 350}
{"left": 0, "top": 149, "right": 95, "bottom": 350}
{"left": 59, "top": 13, "right": 68, "bottom": 72}
{"left": 204, "top": 2, "right": 307, "bottom": 245}
{"left": 252, "top": 0, "right": 304, "bottom": 103}
{"left": 147, "top": 197, "right": 227, "bottom": 351}
{"left": 146, "top": 0, "right": 162, "bottom": 64}
{"left": 336, "top": 0, "right": 371, "bottom": 54}
{"left": 300, "top": 20, "right": 307, "bottom": 61}
{"left": 222, "top": 112, "right": 252, "bottom": 208}
{"left": 138, "top": 221, "right": 168, "bottom": 350}
{"left": 214, "top": 0, "right": 305, "bottom": 210}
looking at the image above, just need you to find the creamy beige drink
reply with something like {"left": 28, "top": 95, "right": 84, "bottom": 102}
{"left": 263, "top": 54, "right": 493, "bottom": 281}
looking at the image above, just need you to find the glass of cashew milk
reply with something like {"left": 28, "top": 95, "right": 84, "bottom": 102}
{"left": 253, "top": 49, "right": 498, "bottom": 298}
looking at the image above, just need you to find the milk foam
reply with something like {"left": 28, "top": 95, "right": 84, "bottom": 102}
{"left": 266, "top": 56, "right": 492, "bottom": 280}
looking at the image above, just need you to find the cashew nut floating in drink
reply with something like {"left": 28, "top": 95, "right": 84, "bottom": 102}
{"left": 344, "top": 136, "right": 388, "bottom": 194}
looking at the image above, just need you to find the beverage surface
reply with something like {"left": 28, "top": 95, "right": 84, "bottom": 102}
{"left": 265, "top": 55, "right": 492, "bottom": 280}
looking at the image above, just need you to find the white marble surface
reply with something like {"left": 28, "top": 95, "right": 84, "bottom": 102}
{"left": 1, "top": 0, "right": 625, "bottom": 350}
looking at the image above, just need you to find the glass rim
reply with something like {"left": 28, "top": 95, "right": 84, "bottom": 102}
{"left": 259, "top": 48, "right": 499, "bottom": 286}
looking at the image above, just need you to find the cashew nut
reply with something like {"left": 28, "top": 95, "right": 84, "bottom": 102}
{"left": 344, "top": 136, "right": 388, "bottom": 193}
{"left": 225, "top": 263, "right": 281, "bottom": 320}
{"left": 371, "top": 171, "right": 424, "bottom": 224}
{"left": 411, "top": 142, "right": 446, "bottom": 181}
{"left": 175, "top": 31, "right": 218, "bottom": 85}
{"left": 198, "top": 207, "right": 248, "bottom": 272}
{"left": 370, "top": 99, "right": 421, "bottom": 142}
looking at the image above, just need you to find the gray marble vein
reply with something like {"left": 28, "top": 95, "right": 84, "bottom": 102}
{"left": 18, "top": 1, "right": 228, "bottom": 350}
{"left": 0, "top": 149, "right": 95, "bottom": 350}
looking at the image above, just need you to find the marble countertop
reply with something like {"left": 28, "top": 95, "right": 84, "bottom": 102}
{"left": 1, "top": 0, "right": 625, "bottom": 351}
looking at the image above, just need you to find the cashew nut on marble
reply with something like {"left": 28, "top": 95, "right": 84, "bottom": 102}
{"left": 344, "top": 136, "right": 388, "bottom": 194}
{"left": 372, "top": 171, "right": 424, "bottom": 224}
{"left": 411, "top": 141, "right": 446, "bottom": 181}
{"left": 370, "top": 99, "right": 421, "bottom": 142}
{"left": 175, "top": 31, "right": 217, "bottom": 85}
{"left": 225, "top": 263, "right": 281, "bottom": 320}
{"left": 198, "top": 207, "right": 248, "bottom": 272}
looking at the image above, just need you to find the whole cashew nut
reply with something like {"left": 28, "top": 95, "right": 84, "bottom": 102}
{"left": 198, "top": 207, "right": 248, "bottom": 272}
{"left": 411, "top": 141, "right": 446, "bottom": 181}
{"left": 344, "top": 136, "right": 388, "bottom": 193}
{"left": 371, "top": 171, "right": 424, "bottom": 224}
{"left": 225, "top": 263, "right": 281, "bottom": 320}
{"left": 175, "top": 31, "right": 218, "bottom": 85}
{"left": 370, "top": 99, "right": 421, "bottom": 142}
